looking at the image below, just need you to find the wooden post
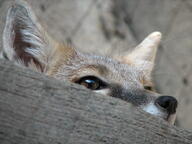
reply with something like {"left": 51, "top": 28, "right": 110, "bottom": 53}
{"left": 0, "top": 59, "right": 192, "bottom": 144}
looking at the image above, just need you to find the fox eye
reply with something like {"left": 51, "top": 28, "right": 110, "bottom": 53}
{"left": 144, "top": 86, "right": 153, "bottom": 91}
{"left": 75, "top": 76, "right": 107, "bottom": 90}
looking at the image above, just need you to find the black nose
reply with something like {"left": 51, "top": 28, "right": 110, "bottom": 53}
{"left": 155, "top": 96, "right": 178, "bottom": 114}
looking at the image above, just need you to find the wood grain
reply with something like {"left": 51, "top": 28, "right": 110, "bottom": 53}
{"left": 0, "top": 59, "right": 192, "bottom": 144}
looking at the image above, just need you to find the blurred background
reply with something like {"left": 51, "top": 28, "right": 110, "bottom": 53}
{"left": 0, "top": 0, "right": 192, "bottom": 130}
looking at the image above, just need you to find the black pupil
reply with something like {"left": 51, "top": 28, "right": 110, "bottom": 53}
{"left": 144, "top": 86, "right": 152, "bottom": 91}
{"left": 76, "top": 76, "right": 106, "bottom": 90}
{"left": 84, "top": 79, "right": 98, "bottom": 89}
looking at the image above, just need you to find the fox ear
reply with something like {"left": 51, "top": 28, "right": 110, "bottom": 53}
{"left": 2, "top": 0, "right": 57, "bottom": 72}
{"left": 119, "top": 32, "right": 161, "bottom": 72}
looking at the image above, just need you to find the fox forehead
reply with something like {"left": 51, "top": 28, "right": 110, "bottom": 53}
{"left": 47, "top": 45, "right": 149, "bottom": 88}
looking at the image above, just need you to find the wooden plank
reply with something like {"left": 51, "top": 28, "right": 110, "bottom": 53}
{"left": 0, "top": 59, "right": 192, "bottom": 144}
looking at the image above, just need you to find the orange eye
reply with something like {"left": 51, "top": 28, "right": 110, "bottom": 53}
{"left": 75, "top": 76, "right": 107, "bottom": 90}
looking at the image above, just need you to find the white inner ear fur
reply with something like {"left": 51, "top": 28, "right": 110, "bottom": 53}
{"left": 120, "top": 32, "right": 162, "bottom": 76}
{"left": 2, "top": 0, "right": 56, "bottom": 72}
{"left": 3, "top": 1, "right": 45, "bottom": 58}
{"left": 129, "top": 32, "right": 161, "bottom": 63}
{"left": 120, "top": 32, "right": 161, "bottom": 65}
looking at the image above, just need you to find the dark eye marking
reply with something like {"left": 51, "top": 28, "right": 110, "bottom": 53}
{"left": 2, "top": 52, "right": 9, "bottom": 60}
{"left": 75, "top": 76, "right": 108, "bottom": 90}
{"left": 144, "top": 86, "right": 153, "bottom": 91}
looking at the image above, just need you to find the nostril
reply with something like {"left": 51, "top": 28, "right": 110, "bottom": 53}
{"left": 155, "top": 96, "right": 178, "bottom": 114}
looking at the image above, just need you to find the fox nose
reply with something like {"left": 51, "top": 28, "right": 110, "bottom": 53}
{"left": 155, "top": 96, "right": 178, "bottom": 114}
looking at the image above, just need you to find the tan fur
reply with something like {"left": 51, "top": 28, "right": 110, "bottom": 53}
{"left": 46, "top": 43, "right": 76, "bottom": 76}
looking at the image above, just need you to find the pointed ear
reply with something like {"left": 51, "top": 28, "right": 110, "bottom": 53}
{"left": 2, "top": 0, "right": 58, "bottom": 72}
{"left": 119, "top": 32, "right": 161, "bottom": 72}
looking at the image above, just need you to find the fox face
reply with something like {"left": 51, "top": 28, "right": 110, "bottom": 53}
{"left": 1, "top": 0, "right": 177, "bottom": 124}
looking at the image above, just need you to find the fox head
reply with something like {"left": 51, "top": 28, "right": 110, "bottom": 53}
{"left": 1, "top": 0, "right": 177, "bottom": 124}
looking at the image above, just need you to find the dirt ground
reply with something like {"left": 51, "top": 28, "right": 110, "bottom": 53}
{"left": 0, "top": 0, "right": 192, "bottom": 130}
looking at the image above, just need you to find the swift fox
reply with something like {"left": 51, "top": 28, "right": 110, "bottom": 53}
{"left": 1, "top": 0, "right": 177, "bottom": 124}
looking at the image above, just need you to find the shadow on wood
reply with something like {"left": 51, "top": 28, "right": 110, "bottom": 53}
{"left": 0, "top": 59, "right": 192, "bottom": 144}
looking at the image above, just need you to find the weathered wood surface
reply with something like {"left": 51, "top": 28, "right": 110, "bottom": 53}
{"left": 0, "top": 0, "right": 192, "bottom": 130}
{"left": 0, "top": 59, "right": 192, "bottom": 144}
